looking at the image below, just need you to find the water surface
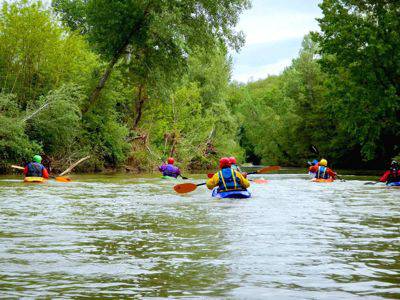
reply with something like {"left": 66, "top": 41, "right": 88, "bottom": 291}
{"left": 0, "top": 174, "right": 399, "bottom": 298}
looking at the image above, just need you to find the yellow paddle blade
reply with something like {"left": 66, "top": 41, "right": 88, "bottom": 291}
{"left": 55, "top": 176, "right": 72, "bottom": 182}
{"left": 257, "top": 166, "right": 281, "bottom": 174}
{"left": 174, "top": 183, "right": 197, "bottom": 194}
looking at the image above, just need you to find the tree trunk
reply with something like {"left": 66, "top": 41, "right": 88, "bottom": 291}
{"left": 83, "top": 9, "right": 150, "bottom": 114}
{"left": 133, "top": 83, "right": 148, "bottom": 129}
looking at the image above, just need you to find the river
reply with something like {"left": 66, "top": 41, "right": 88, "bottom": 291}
{"left": 0, "top": 173, "right": 399, "bottom": 298}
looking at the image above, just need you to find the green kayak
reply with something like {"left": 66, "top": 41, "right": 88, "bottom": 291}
{"left": 161, "top": 175, "right": 179, "bottom": 180}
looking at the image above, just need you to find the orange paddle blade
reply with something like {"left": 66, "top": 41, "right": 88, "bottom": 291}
{"left": 253, "top": 179, "right": 268, "bottom": 184}
{"left": 174, "top": 183, "right": 197, "bottom": 194}
{"left": 257, "top": 166, "right": 280, "bottom": 174}
{"left": 55, "top": 176, "right": 72, "bottom": 182}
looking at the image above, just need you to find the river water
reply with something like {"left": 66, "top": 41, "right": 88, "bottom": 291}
{"left": 0, "top": 173, "right": 399, "bottom": 298}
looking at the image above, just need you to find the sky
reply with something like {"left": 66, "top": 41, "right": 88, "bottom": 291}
{"left": 231, "top": 0, "right": 323, "bottom": 82}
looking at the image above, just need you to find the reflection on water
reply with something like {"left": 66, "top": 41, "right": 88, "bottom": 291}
{"left": 0, "top": 174, "right": 399, "bottom": 298}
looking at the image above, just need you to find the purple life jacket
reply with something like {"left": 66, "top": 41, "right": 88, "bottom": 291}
{"left": 160, "top": 164, "right": 180, "bottom": 178}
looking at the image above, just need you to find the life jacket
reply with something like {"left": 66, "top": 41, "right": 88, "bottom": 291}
{"left": 163, "top": 164, "right": 180, "bottom": 178}
{"left": 387, "top": 167, "right": 400, "bottom": 183}
{"left": 26, "top": 162, "right": 44, "bottom": 177}
{"left": 315, "top": 166, "right": 330, "bottom": 179}
{"left": 217, "top": 168, "right": 244, "bottom": 192}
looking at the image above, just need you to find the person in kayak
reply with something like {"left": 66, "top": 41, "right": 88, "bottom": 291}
{"left": 308, "top": 159, "right": 336, "bottom": 180}
{"left": 206, "top": 157, "right": 250, "bottom": 192}
{"left": 159, "top": 157, "right": 181, "bottom": 178}
{"left": 379, "top": 160, "right": 400, "bottom": 184}
{"left": 23, "top": 155, "right": 49, "bottom": 178}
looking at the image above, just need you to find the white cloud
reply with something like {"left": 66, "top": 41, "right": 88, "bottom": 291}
{"left": 232, "top": 58, "right": 293, "bottom": 83}
{"left": 238, "top": 13, "right": 320, "bottom": 45}
{"left": 231, "top": 0, "right": 322, "bottom": 82}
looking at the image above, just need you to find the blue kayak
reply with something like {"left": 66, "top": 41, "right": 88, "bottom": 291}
{"left": 387, "top": 181, "right": 400, "bottom": 187}
{"left": 212, "top": 188, "right": 251, "bottom": 199}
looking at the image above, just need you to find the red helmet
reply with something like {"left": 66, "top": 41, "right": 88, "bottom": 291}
{"left": 167, "top": 157, "right": 174, "bottom": 164}
{"left": 219, "top": 157, "right": 231, "bottom": 169}
{"left": 229, "top": 156, "right": 237, "bottom": 164}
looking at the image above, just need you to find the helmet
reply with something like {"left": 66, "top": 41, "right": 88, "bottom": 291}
{"left": 312, "top": 159, "right": 319, "bottom": 165}
{"left": 219, "top": 157, "right": 231, "bottom": 169}
{"left": 391, "top": 160, "right": 399, "bottom": 167}
{"left": 229, "top": 156, "right": 237, "bottom": 164}
{"left": 319, "top": 159, "right": 327, "bottom": 166}
{"left": 167, "top": 157, "right": 174, "bottom": 164}
{"left": 33, "top": 155, "right": 42, "bottom": 163}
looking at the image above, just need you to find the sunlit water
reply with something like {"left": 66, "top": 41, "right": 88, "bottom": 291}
{"left": 0, "top": 174, "right": 399, "bottom": 298}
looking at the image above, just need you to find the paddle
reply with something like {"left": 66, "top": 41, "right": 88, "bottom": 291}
{"left": 364, "top": 181, "right": 379, "bottom": 185}
{"left": 247, "top": 165, "right": 281, "bottom": 175}
{"left": 174, "top": 182, "right": 206, "bottom": 194}
{"left": 11, "top": 165, "right": 72, "bottom": 182}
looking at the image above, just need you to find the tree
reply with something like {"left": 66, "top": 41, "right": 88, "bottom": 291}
{"left": 313, "top": 0, "right": 400, "bottom": 163}
{"left": 53, "top": 0, "right": 251, "bottom": 127}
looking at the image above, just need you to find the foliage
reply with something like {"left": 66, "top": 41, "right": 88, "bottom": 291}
{"left": 313, "top": 0, "right": 400, "bottom": 163}
{"left": 2, "top": 0, "right": 398, "bottom": 174}
{"left": 0, "top": 93, "right": 41, "bottom": 170}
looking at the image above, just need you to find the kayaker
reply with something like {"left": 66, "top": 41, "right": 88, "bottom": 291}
{"left": 308, "top": 158, "right": 336, "bottom": 180}
{"left": 23, "top": 155, "right": 49, "bottom": 179}
{"left": 206, "top": 157, "right": 250, "bottom": 192}
{"left": 229, "top": 156, "right": 247, "bottom": 177}
{"left": 379, "top": 160, "right": 400, "bottom": 184}
{"left": 159, "top": 157, "right": 181, "bottom": 178}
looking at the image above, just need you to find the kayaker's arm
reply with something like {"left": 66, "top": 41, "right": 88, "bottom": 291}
{"left": 309, "top": 165, "right": 318, "bottom": 173}
{"left": 327, "top": 168, "right": 337, "bottom": 179}
{"left": 42, "top": 168, "right": 49, "bottom": 179}
{"left": 379, "top": 171, "right": 390, "bottom": 182}
{"left": 206, "top": 174, "right": 219, "bottom": 190}
{"left": 237, "top": 172, "right": 250, "bottom": 188}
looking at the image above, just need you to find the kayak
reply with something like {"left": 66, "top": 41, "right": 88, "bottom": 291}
{"left": 387, "top": 181, "right": 400, "bottom": 187}
{"left": 212, "top": 188, "right": 251, "bottom": 199}
{"left": 161, "top": 175, "right": 179, "bottom": 181}
{"left": 312, "top": 178, "right": 334, "bottom": 183}
{"left": 24, "top": 177, "right": 46, "bottom": 183}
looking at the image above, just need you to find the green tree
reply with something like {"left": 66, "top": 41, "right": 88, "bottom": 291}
{"left": 53, "top": 0, "right": 251, "bottom": 128}
{"left": 314, "top": 0, "right": 400, "bottom": 164}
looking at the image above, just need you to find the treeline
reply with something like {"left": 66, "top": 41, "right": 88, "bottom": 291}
{"left": 1, "top": 0, "right": 399, "bottom": 173}
{"left": 0, "top": 0, "right": 249, "bottom": 173}
{"left": 233, "top": 1, "right": 400, "bottom": 169}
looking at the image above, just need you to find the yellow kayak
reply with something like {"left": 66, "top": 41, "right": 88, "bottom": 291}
{"left": 24, "top": 177, "right": 46, "bottom": 183}
{"left": 312, "top": 178, "right": 334, "bottom": 183}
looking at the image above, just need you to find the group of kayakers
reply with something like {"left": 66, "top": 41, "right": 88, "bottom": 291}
{"left": 158, "top": 156, "right": 250, "bottom": 193}
{"left": 21, "top": 154, "right": 400, "bottom": 187}
{"left": 308, "top": 158, "right": 400, "bottom": 185}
